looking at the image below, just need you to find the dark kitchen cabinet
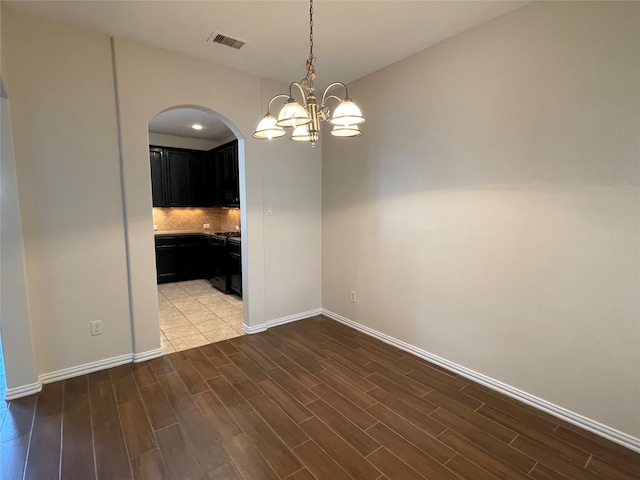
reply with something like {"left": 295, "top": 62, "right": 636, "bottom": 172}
{"left": 155, "top": 234, "right": 206, "bottom": 283}
{"left": 150, "top": 148, "right": 168, "bottom": 207}
{"left": 165, "top": 149, "right": 190, "bottom": 206}
{"left": 212, "top": 140, "right": 239, "bottom": 207}
{"left": 155, "top": 235, "right": 180, "bottom": 283}
{"left": 149, "top": 146, "right": 215, "bottom": 207}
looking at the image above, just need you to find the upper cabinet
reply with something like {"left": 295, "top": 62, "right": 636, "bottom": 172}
{"left": 150, "top": 146, "right": 210, "bottom": 207}
{"left": 213, "top": 140, "right": 240, "bottom": 208}
{"left": 149, "top": 143, "right": 239, "bottom": 208}
{"left": 150, "top": 147, "right": 168, "bottom": 207}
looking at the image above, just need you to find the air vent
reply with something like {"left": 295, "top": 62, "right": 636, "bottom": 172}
{"left": 207, "top": 31, "right": 246, "bottom": 50}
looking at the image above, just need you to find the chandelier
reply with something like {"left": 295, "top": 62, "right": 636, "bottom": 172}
{"left": 252, "top": 0, "right": 365, "bottom": 147}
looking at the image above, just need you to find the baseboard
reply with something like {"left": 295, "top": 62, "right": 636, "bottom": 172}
{"left": 322, "top": 309, "right": 640, "bottom": 454}
{"left": 39, "top": 353, "right": 134, "bottom": 386}
{"left": 4, "top": 349, "right": 166, "bottom": 401}
{"left": 5, "top": 381, "right": 42, "bottom": 400}
{"left": 243, "top": 308, "right": 323, "bottom": 335}
{"left": 133, "top": 348, "right": 163, "bottom": 363}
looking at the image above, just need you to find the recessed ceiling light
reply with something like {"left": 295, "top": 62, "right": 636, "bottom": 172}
{"left": 191, "top": 123, "right": 204, "bottom": 130}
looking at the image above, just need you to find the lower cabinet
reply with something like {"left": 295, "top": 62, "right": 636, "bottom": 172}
{"left": 155, "top": 234, "right": 205, "bottom": 283}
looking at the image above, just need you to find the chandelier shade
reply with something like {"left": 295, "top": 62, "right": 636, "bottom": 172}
{"left": 291, "top": 124, "right": 317, "bottom": 142}
{"left": 329, "top": 100, "right": 366, "bottom": 126}
{"left": 330, "top": 124, "right": 362, "bottom": 137}
{"left": 253, "top": 0, "right": 365, "bottom": 146}
{"left": 276, "top": 99, "right": 311, "bottom": 128}
{"left": 252, "top": 114, "right": 287, "bottom": 140}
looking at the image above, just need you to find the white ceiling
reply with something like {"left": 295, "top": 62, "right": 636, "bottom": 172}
{"left": 6, "top": 0, "right": 528, "bottom": 137}
{"left": 148, "top": 108, "right": 233, "bottom": 141}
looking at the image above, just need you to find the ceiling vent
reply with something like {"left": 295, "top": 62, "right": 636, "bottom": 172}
{"left": 207, "top": 31, "right": 246, "bottom": 50}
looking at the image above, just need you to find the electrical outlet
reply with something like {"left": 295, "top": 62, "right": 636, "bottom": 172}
{"left": 266, "top": 205, "right": 273, "bottom": 216}
{"left": 350, "top": 291, "right": 357, "bottom": 303}
{"left": 203, "top": 223, "right": 210, "bottom": 229}
{"left": 153, "top": 224, "right": 158, "bottom": 231}
{"left": 91, "top": 320, "right": 102, "bottom": 336}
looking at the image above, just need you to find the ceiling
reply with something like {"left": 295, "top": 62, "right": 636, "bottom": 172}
{"left": 148, "top": 108, "right": 233, "bottom": 142}
{"left": 6, "top": 0, "right": 528, "bottom": 138}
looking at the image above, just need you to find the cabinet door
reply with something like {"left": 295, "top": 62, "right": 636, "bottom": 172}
{"left": 149, "top": 148, "right": 168, "bottom": 207}
{"left": 204, "top": 151, "right": 218, "bottom": 206}
{"left": 166, "top": 149, "right": 190, "bottom": 206}
{"left": 187, "top": 151, "right": 206, "bottom": 206}
{"left": 178, "top": 236, "right": 205, "bottom": 279}
{"left": 155, "top": 236, "right": 179, "bottom": 283}
{"left": 216, "top": 140, "right": 240, "bottom": 207}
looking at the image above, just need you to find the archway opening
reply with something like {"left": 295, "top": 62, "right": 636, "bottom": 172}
{"left": 147, "top": 105, "right": 245, "bottom": 354}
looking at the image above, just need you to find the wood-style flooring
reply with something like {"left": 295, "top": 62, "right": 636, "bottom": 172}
{"left": 1, "top": 315, "right": 638, "bottom": 480}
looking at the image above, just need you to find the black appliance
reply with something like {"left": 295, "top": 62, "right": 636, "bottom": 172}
{"left": 208, "top": 231, "right": 240, "bottom": 294}
{"left": 228, "top": 237, "right": 242, "bottom": 297}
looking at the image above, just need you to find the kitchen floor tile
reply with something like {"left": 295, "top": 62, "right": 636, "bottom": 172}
{"left": 170, "top": 333, "right": 210, "bottom": 352}
{"left": 157, "top": 280, "right": 244, "bottom": 352}
{"left": 192, "top": 318, "right": 228, "bottom": 333}
{"left": 204, "top": 328, "right": 241, "bottom": 343}
{"left": 209, "top": 306, "right": 240, "bottom": 318}
{"left": 162, "top": 324, "right": 202, "bottom": 341}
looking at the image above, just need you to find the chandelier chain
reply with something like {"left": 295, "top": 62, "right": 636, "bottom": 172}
{"left": 301, "top": 0, "right": 316, "bottom": 91}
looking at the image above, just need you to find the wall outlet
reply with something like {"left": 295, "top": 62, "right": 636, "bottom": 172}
{"left": 153, "top": 224, "right": 158, "bottom": 231}
{"left": 203, "top": 223, "right": 210, "bottom": 229}
{"left": 90, "top": 320, "right": 102, "bottom": 336}
{"left": 266, "top": 205, "right": 273, "bottom": 216}
{"left": 350, "top": 291, "right": 357, "bottom": 303}
{"left": 235, "top": 225, "right": 240, "bottom": 231}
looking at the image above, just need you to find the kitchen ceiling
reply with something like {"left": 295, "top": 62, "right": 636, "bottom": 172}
{"left": 148, "top": 108, "right": 233, "bottom": 142}
{"left": 5, "top": 1, "right": 528, "bottom": 139}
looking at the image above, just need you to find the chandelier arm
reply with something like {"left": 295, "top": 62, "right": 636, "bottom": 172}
{"left": 288, "top": 82, "right": 308, "bottom": 104}
{"left": 266, "top": 94, "right": 291, "bottom": 114}
{"left": 321, "top": 82, "right": 349, "bottom": 105}
{"left": 321, "top": 95, "right": 343, "bottom": 107}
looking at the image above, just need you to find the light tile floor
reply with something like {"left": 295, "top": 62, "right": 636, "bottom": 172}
{"left": 157, "top": 279, "right": 244, "bottom": 354}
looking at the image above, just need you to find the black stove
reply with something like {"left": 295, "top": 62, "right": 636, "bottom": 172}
{"left": 210, "top": 231, "right": 240, "bottom": 245}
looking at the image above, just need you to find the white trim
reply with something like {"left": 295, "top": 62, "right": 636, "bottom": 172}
{"left": 243, "top": 323, "right": 267, "bottom": 334}
{"left": 39, "top": 353, "right": 133, "bottom": 385}
{"left": 133, "top": 348, "right": 163, "bottom": 363}
{"left": 6, "top": 381, "right": 42, "bottom": 400}
{"left": 322, "top": 309, "right": 640, "bottom": 454}
{"left": 243, "top": 308, "right": 322, "bottom": 335}
{"left": 5, "top": 353, "right": 136, "bottom": 401}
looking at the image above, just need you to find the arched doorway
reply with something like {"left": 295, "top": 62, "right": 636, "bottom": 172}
{"left": 147, "top": 106, "right": 245, "bottom": 354}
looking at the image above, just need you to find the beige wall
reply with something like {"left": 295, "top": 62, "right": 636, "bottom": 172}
{"left": 1, "top": 7, "right": 322, "bottom": 387}
{"left": 2, "top": 9, "right": 133, "bottom": 376}
{"left": 259, "top": 79, "right": 322, "bottom": 321}
{"left": 323, "top": 1, "right": 640, "bottom": 437}
{"left": 1, "top": 96, "right": 38, "bottom": 390}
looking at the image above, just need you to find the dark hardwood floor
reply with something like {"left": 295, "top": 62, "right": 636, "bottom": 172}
{"left": 0, "top": 315, "right": 638, "bottom": 480}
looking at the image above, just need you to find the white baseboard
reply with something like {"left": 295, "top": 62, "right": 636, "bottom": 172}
{"left": 322, "top": 309, "right": 640, "bottom": 454}
{"left": 5, "top": 351, "right": 152, "bottom": 401}
{"left": 243, "top": 308, "right": 322, "bottom": 335}
{"left": 39, "top": 353, "right": 133, "bottom": 385}
{"left": 5, "top": 381, "right": 42, "bottom": 400}
{"left": 133, "top": 348, "right": 163, "bottom": 363}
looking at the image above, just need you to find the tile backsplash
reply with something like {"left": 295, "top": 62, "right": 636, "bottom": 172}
{"left": 153, "top": 207, "right": 240, "bottom": 233}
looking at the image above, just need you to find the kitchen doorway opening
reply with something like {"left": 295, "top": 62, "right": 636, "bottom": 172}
{"left": 147, "top": 106, "right": 245, "bottom": 354}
